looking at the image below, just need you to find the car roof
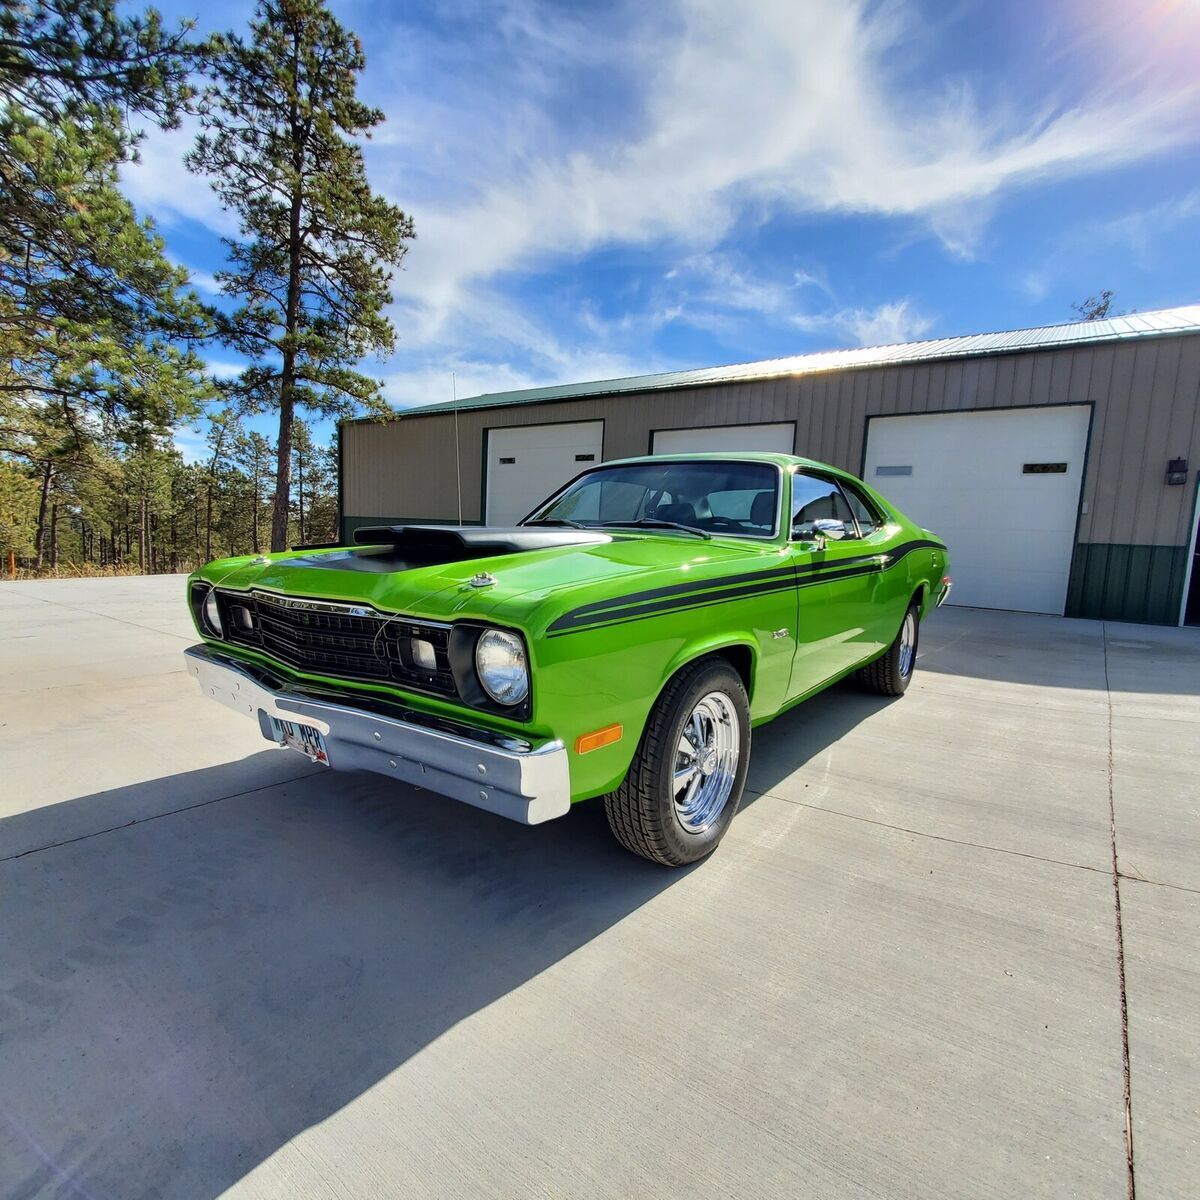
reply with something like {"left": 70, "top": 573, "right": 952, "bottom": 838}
{"left": 599, "top": 451, "right": 848, "bottom": 474}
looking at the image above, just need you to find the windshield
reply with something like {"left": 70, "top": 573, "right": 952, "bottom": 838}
{"left": 525, "top": 460, "right": 780, "bottom": 539}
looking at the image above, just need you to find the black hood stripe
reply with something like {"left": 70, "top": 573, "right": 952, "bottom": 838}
{"left": 547, "top": 539, "right": 945, "bottom": 635}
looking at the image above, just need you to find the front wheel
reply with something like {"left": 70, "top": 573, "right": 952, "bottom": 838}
{"left": 605, "top": 658, "right": 750, "bottom": 866}
{"left": 856, "top": 602, "right": 920, "bottom": 696}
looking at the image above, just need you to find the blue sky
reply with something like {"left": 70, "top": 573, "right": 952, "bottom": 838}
{"left": 120, "top": 0, "right": 1200, "bottom": 458}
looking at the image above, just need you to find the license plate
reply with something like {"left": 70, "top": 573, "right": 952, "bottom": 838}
{"left": 271, "top": 718, "right": 330, "bottom": 766}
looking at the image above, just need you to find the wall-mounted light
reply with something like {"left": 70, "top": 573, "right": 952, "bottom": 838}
{"left": 1166, "top": 458, "right": 1188, "bottom": 486}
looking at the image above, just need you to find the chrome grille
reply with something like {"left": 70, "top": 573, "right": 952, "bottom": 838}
{"left": 216, "top": 590, "right": 456, "bottom": 696}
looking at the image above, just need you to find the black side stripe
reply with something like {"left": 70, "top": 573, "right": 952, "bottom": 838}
{"left": 546, "top": 538, "right": 945, "bottom": 637}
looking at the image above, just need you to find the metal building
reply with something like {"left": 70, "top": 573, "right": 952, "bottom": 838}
{"left": 340, "top": 305, "right": 1200, "bottom": 626}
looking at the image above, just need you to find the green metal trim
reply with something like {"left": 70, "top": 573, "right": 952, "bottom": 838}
{"left": 1065, "top": 542, "right": 1189, "bottom": 625}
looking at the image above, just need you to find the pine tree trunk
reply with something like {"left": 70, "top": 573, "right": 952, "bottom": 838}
{"left": 271, "top": 59, "right": 305, "bottom": 554}
{"left": 49, "top": 501, "right": 59, "bottom": 569}
{"left": 297, "top": 446, "right": 305, "bottom": 545}
{"left": 138, "top": 497, "right": 147, "bottom": 573}
{"left": 33, "top": 460, "right": 53, "bottom": 569}
{"left": 251, "top": 461, "right": 260, "bottom": 552}
{"left": 205, "top": 482, "right": 213, "bottom": 563}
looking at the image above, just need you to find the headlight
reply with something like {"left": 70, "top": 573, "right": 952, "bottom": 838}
{"left": 202, "top": 588, "right": 223, "bottom": 637}
{"left": 475, "top": 629, "right": 529, "bottom": 706}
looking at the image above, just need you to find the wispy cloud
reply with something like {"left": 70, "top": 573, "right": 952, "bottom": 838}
{"left": 205, "top": 359, "right": 246, "bottom": 381}
{"left": 120, "top": 0, "right": 1199, "bottom": 396}
{"left": 168, "top": 254, "right": 222, "bottom": 296}
{"left": 1088, "top": 189, "right": 1200, "bottom": 262}
{"left": 804, "top": 299, "right": 935, "bottom": 347}
{"left": 364, "top": 0, "right": 1197, "bottom": 337}
{"left": 122, "top": 116, "right": 237, "bottom": 236}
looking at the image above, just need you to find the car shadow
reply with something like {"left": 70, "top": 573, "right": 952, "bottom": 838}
{"left": 742, "top": 679, "right": 900, "bottom": 805}
{"left": 0, "top": 676, "right": 890, "bottom": 1199}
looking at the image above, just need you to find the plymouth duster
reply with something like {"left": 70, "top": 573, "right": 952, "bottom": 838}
{"left": 185, "top": 452, "right": 950, "bottom": 865}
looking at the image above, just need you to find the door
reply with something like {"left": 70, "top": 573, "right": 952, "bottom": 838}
{"left": 485, "top": 421, "right": 604, "bottom": 524}
{"left": 652, "top": 422, "right": 795, "bottom": 454}
{"left": 786, "top": 472, "right": 891, "bottom": 696}
{"left": 864, "top": 406, "right": 1090, "bottom": 614}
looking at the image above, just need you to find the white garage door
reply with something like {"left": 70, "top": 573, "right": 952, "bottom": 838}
{"left": 485, "top": 421, "right": 604, "bottom": 524}
{"left": 864, "top": 406, "right": 1090, "bottom": 614}
{"left": 652, "top": 422, "right": 795, "bottom": 454}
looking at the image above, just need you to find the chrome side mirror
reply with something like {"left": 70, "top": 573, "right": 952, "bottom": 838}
{"left": 792, "top": 517, "right": 849, "bottom": 548}
{"left": 812, "top": 518, "right": 848, "bottom": 541}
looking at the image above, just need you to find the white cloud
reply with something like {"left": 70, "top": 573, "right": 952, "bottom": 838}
{"left": 121, "top": 117, "right": 238, "bottom": 236}
{"left": 375, "top": 0, "right": 1198, "bottom": 335}
{"left": 121, "top": 0, "right": 1199, "bottom": 385}
{"left": 167, "top": 254, "right": 222, "bottom": 296}
{"left": 1089, "top": 189, "right": 1200, "bottom": 262}
{"left": 205, "top": 360, "right": 246, "bottom": 381}
{"left": 833, "top": 300, "right": 934, "bottom": 347}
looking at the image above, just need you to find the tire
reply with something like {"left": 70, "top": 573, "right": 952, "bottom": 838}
{"left": 605, "top": 658, "right": 751, "bottom": 867}
{"left": 856, "top": 602, "right": 920, "bottom": 696}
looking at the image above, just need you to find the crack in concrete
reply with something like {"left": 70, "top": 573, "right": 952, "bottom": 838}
{"left": 1103, "top": 621, "right": 1136, "bottom": 1200}
{"left": 0, "top": 589, "right": 195, "bottom": 643}
{"left": 748, "top": 787, "right": 1113, "bottom": 878}
{"left": 1, "top": 768, "right": 323, "bottom": 863}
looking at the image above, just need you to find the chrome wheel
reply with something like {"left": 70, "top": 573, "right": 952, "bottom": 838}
{"left": 898, "top": 610, "right": 917, "bottom": 677}
{"left": 673, "top": 690, "right": 741, "bottom": 833}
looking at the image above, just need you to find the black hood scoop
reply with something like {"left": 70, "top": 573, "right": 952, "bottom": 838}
{"left": 330, "top": 524, "right": 612, "bottom": 567}
{"left": 284, "top": 525, "right": 612, "bottom": 575}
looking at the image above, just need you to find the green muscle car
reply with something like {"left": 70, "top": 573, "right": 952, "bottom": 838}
{"left": 185, "top": 453, "right": 950, "bottom": 865}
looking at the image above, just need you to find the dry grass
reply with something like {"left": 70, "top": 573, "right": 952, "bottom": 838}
{"left": 3, "top": 563, "right": 195, "bottom": 581}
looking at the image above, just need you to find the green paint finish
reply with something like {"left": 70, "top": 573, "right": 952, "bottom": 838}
{"left": 192, "top": 453, "right": 949, "bottom": 804}
{"left": 1066, "top": 542, "right": 1188, "bottom": 625}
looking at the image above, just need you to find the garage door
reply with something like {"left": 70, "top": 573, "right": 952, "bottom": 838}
{"left": 652, "top": 422, "right": 795, "bottom": 454}
{"left": 485, "top": 421, "right": 604, "bottom": 524}
{"left": 864, "top": 406, "right": 1090, "bottom": 614}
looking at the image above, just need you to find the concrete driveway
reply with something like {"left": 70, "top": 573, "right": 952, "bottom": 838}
{"left": 1, "top": 576, "right": 1196, "bottom": 1199}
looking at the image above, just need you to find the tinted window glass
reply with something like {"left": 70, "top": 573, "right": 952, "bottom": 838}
{"left": 790, "top": 473, "right": 854, "bottom": 535}
{"left": 841, "top": 482, "right": 881, "bottom": 535}
{"left": 528, "top": 461, "right": 779, "bottom": 538}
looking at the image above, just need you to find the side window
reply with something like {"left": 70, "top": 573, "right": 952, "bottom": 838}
{"left": 840, "top": 481, "right": 883, "bottom": 536}
{"left": 790, "top": 473, "right": 855, "bottom": 534}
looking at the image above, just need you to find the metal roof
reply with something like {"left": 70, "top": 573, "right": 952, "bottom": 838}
{"left": 396, "top": 303, "right": 1200, "bottom": 418}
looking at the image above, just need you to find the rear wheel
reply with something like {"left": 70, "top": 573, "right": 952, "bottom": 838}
{"left": 856, "top": 602, "right": 920, "bottom": 696}
{"left": 605, "top": 658, "right": 750, "bottom": 866}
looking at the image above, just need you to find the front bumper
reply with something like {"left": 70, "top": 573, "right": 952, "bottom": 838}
{"left": 184, "top": 644, "right": 571, "bottom": 824}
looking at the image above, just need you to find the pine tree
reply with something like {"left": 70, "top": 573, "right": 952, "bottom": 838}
{"left": 0, "top": 2, "right": 209, "bottom": 443}
{"left": 188, "top": 0, "right": 413, "bottom": 551}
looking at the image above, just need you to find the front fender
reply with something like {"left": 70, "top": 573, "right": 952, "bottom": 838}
{"left": 531, "top": 607, "right": 789, "bottom": 803}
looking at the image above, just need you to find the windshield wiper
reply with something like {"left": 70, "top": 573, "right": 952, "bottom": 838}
{"left": 521, "top": 517, "right": 589, "bottom": 529}
{"left": 601, "top": 519, "right": 711, "bottom": 540}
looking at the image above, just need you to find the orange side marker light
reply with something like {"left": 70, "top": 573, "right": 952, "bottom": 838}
{"left": 575, "top": 723, "right": 623, "bottom": 755}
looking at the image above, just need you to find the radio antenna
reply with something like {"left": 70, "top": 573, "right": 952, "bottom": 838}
{"left": 452, "top": 372, "right": 463, "bottom": 524}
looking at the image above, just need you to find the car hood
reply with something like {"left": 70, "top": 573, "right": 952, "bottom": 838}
{"left": 193, "top": 530, "right": 788, "bottom": 636}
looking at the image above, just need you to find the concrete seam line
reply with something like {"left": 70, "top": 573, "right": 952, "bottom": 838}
{"left": 746, "top": 788, "right": 1111, "bottom": 879}
{"left": 1, "top": 768, "right": 323, "bottom": 862}
{"left": 1103, "top": 621, "right": 1136, "bottom": 1200}
{"left": 3, "top": 592, "right": 196, "bottom": 642}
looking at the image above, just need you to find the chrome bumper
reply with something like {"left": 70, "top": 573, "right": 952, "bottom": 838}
{"left": 184, "top": 644, "right": 571, "bottom": 824}
{"left": 936, "top": 578, "right": 953, "bottom": 608}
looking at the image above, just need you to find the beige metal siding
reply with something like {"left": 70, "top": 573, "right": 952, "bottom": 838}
{"left": 343, "top": 334, "right": 1200, "bottom": 547}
